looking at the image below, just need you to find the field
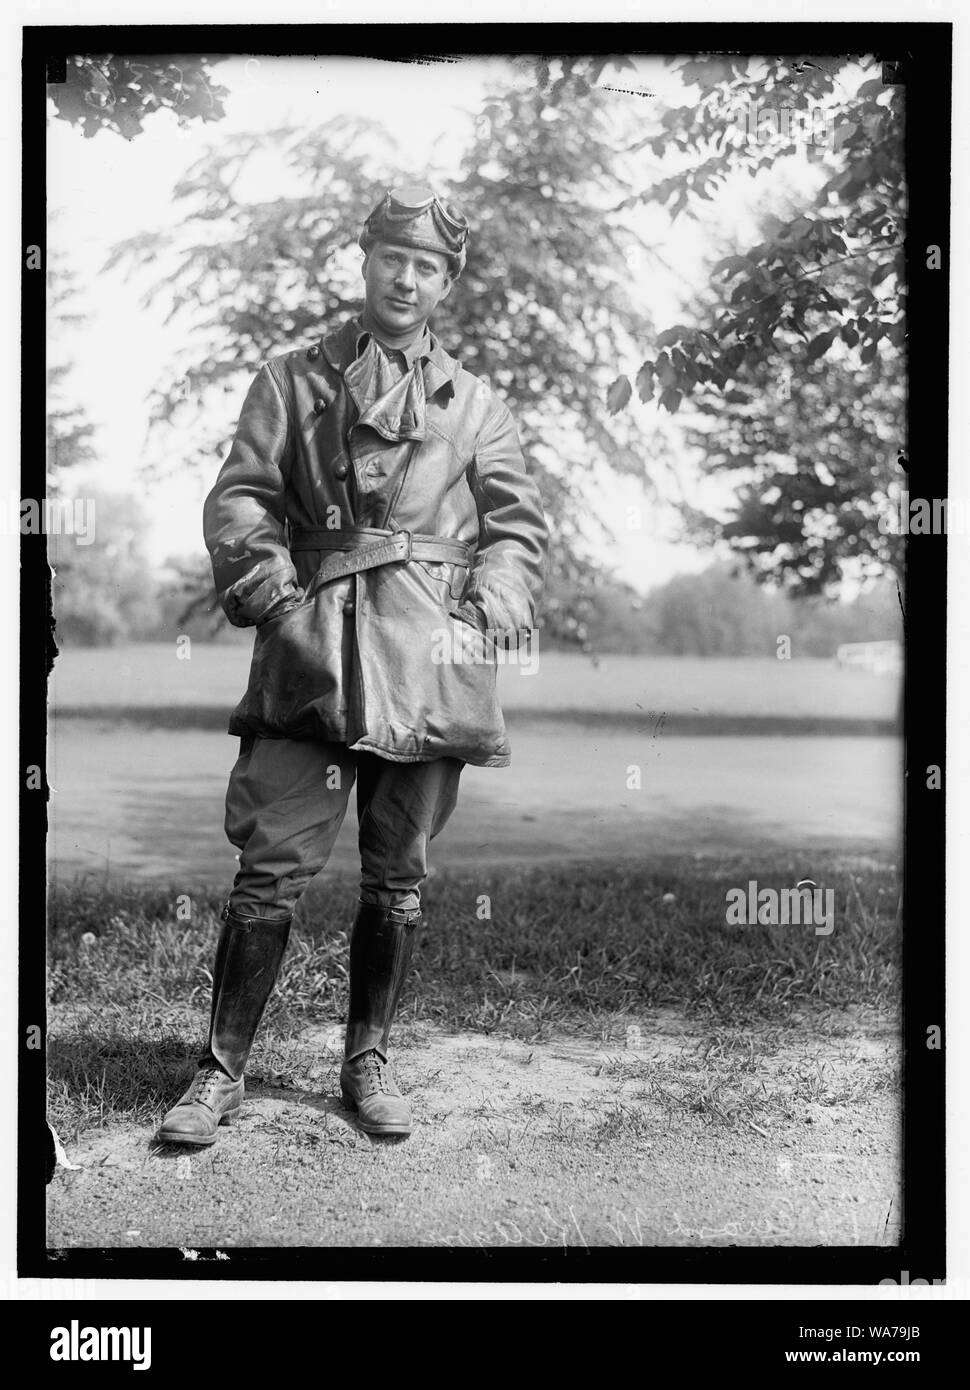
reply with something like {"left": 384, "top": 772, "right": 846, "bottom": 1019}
{"left": 52, "top": 642, "right": 900, "bottom": 729}
{"left": 44, "top": 647, "right": 903, "bottom": 1251}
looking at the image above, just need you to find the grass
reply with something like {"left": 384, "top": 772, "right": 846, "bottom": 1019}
{"left": 579, "top": 1027, "right": 900, "bottom": 1137}
{"left": 635, "top": 1046, "right": 899, "bottom": 1131}
{"left": 52, "top": 645, "right": 901, "bottom": 723}
{"left": 47, "top": 852, "right": 900, "bottom": 1141}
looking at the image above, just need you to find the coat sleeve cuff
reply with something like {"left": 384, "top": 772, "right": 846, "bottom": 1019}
{"left": 221, "top": 559, "right": 300, "bottom": 627}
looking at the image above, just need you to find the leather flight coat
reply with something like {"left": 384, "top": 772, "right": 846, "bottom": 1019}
{"left": 203, "top": 318, "right": 548, "bottom": 767}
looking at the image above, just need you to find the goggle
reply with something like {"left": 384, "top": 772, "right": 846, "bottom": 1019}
{"left": 372, "top": 187, "right": 468, "bottom": 244}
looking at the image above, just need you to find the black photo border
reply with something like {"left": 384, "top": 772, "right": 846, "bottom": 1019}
{"left": 20, "top": 19, "right": 950, "bottom": 1285}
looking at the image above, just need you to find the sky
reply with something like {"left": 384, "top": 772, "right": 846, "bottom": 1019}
{"left": 47, "top": 52, "right": 824, "bottom": 590}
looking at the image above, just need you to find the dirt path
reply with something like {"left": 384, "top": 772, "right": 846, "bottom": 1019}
{"left": 47, "top": 1013, "right": 900, "bottom": 1249}
{"left": 49, "top": 721, "right": 901, "bottom": 884}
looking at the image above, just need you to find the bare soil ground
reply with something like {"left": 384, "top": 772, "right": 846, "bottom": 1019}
{"left": 47, "top": 1011, "right": 900, "bottom": 1250}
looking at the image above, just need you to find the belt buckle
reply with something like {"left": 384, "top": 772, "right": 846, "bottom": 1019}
{"left": 395, "top": 529, "right": 413, "bottom": 562}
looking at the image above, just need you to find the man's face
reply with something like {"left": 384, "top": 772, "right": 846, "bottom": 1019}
{"left": 362, "top": 240, "right": 452, "bottom": 339}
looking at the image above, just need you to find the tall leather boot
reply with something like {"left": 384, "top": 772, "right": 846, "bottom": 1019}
{"left": 339, "top": 900, "right": 421, "bottom": 1137}
{"left": 156, "top": 907, "right": 291, "bottom": 1146}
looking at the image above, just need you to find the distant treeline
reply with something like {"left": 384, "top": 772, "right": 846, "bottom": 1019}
{"left": 559, "top": 562, "right": 902, "bottom": 658}
{"left": 51, "top": 493, "right": 901, "bottom": 658}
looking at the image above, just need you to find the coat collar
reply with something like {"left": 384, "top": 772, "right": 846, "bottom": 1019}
{"left": 320, "top": 317, "right": 458, "bottom": 400}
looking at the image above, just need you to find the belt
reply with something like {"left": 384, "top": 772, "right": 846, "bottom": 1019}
{"left": 290, "top": 525, "right": 472, "bottom": 587}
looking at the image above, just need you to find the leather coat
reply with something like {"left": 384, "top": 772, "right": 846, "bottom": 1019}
{"left": 203, "top": 318, "right": 548, "bottom": 767}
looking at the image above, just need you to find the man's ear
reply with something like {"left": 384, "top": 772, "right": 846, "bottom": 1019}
{"left": 439, "top": 275, "right": 453, "bottom": 303}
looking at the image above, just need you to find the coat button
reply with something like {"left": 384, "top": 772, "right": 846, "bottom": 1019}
{"left": 313, "top": 397, "right": 328, "bottom": 415}
{"left": 334, "top": 462, "right": 349, "bottom": 481}
{"left": 307, "top": 345, "right": 320, "bottom": 361}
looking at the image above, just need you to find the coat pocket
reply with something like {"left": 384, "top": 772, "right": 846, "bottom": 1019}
{"left": 353, "top": 562, "right": 508, "bottom": 762}
{"left": 230, "top": 584, "right": 349, "bottom": 736}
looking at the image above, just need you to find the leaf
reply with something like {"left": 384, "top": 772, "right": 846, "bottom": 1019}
{"left": 833, "top": 121, "right": 859, "bottom": 150}
{"left": 712, "top": 255, "right": 751, "bottom": 280}
{"left": 659, "top": 388, "right": 682, "bottom": 414}
{"left": 669, "top": 190, "right": 690, "bottom": 221}
{"left": 656, "top": 326, "right": 684, "bottom": 348}
{"left": 657, "top": 352, "right": 678, "bottom": 389}
{"left": 606, "top": 376, "right": 633, "bottom": 414}
{"left": 816, "top": 289, "right": 847, "bottom": 312}
{"left": 730, "top": 279, "right": 757, "bottom": 306}
{"left": 635, "top": 363, "right": 655, "bottom": 402}
{"left": 806, "top": 330, "right": 837, "bottom": 362}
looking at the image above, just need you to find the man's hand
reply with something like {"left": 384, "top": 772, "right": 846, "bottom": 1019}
{"left": 448, "top": 600, "right": 488, "bottom": 633}
{"left": 449, "top": 600, "right": 534, "bottom": 651}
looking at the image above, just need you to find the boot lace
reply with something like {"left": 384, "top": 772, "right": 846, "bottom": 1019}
{"left": 185, "top": 1066, "right": 228, "bottom": 1105}
{"left": 360, "top": 1052, "right": 391, "bottom": 1094}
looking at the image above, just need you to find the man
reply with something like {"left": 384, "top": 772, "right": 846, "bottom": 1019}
{"left": 157, "top": 187, "right": 548, "bottom": 1145}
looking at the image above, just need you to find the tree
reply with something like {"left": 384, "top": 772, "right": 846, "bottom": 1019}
{"left": 674, "top": 235, "right": 905, "bottom": 594}
{"left": 152, "top": 553, "right": 228, "bottom": 641}
{"left": 646, "top": 561, "right": 789, "bottom": 656}
{"left": 48, "top": 54, "right": 229, "bottom": 139}
{"left": 50, "top": 493, "right": 159, "bottom": 647}
{"left": 641, "top": 563, "right": 901, "bottom": 657}
{"left": 527, "top": 54, "right": 905, "bottom": 594}
{"left": 795, "top": 576, "right": 901, "bottom": 656}
{"left": 47, "top": 262, "right": 97, "bottom": 491}
{"left": 105, "top": 86, "right": 654, "bottom": 640}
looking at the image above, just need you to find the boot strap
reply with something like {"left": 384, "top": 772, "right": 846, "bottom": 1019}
{"left": 222, "top": 903, "right": 292, "bottom": 935}
{"left": 359, "top": 899, "right": 422, "bottom": 928}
